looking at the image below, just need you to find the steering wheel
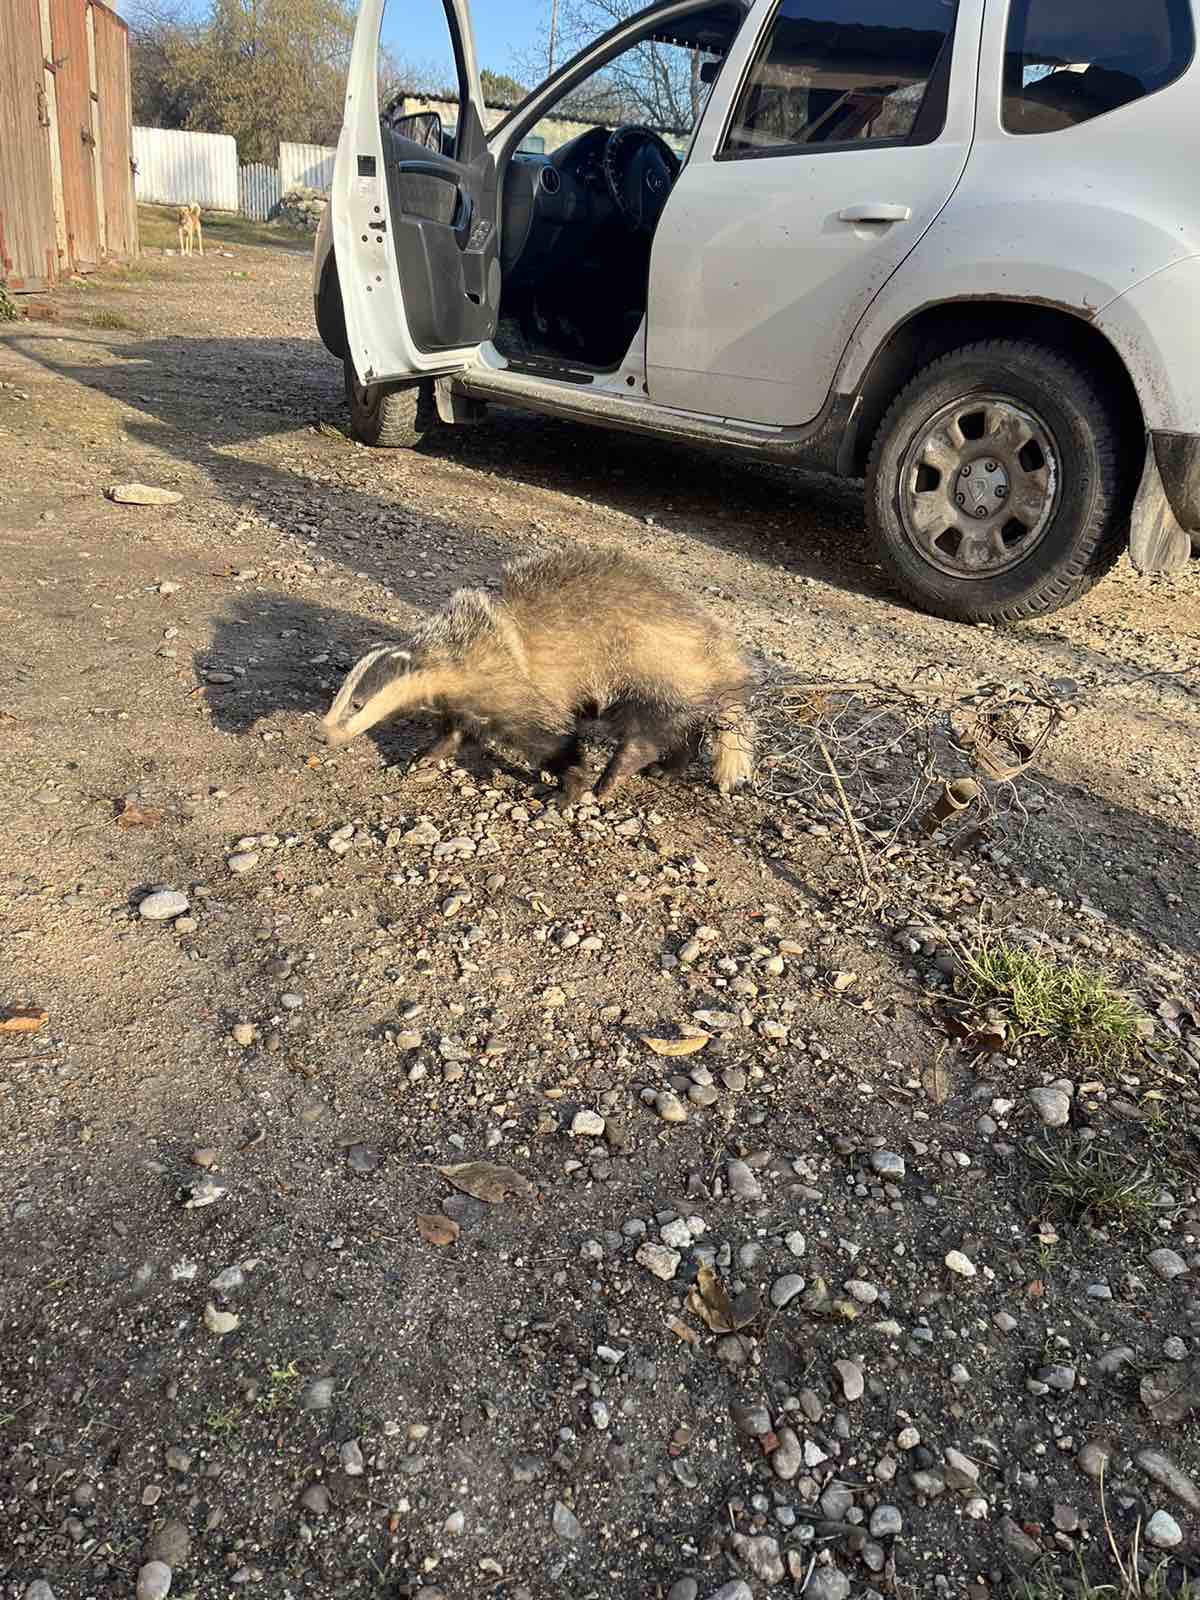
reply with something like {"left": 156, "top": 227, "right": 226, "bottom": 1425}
{"left": 602, "top": 125, "right": 681, "bottom": 234}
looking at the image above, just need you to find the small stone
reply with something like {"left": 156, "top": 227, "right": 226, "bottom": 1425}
{"left": 726, "top": 1159, "right": 762, "bottom": 1200}
{"left": 896, "top": 1426, "right": 921, "bottom": 1450}
{"left": 707, "top": 1586, "right": 753, "bottom": 1600}
{"left": 1052, "top": 1504, "right": 1080, "bottom": 1533}
{"left": 771, "top": 1274, "right": 806, "bottom": 1308}
{"left": 1149, "top": 1248, "right": 1188, "bottom": 1280}
{"left": 804, "top": 1439, "right": 829, "bottom": 1468}
{"left": 1145, "top": 1510, "right": 1183, "bottom": 1549}
{"left": 23, "top": 1585, "right": 57, "bottom": 1600}
{"left": 660, "top": 1218, "right": 692, "bottom": 1249}
{"left": 227, "top": 851, "right": 259, "bottom": 874}
{"left": 730, "top": 1400, "right": 771, "bottom": 1437}
{"left": 340, "top": 1440, "right": 365, "bottom": 1476}
{"left": 164, "top": 1445, "right": 192, "bottom": 1473}
{"left": 785, "top": 1231, "right": 806, "bottom": 1257}
{"left": 302, "top": 1377, "right": 335, "bottom": 1411}
{"left": 666, "top": 1583, "right": 698, "bottom": 1600}
{"left": 834, "top": 1359, "right": 865, "bottom": 1401}
{"left": 144, "top": 1519, "right": 190, "bottom": 1568}
{"left": 443, "top": 1510, "right": 465, "bottom": 1536}
{"left": 678, "top": 938, "right": 702, "bottom": 964}
{"left": 1000, "top": 1517, "right": 1042, "bottom": 1566}
{"left": 730, "top": 1533, "right": 784, "bottom": 1585}
{"left": 803, "top": 1569, "right": 850, "bottom": 1600}
{"left": 1135, "top": 1448, "right": 1200, "bottom": 1511}
{"left": 944, "top": 1250, "right": 976, "bottom": 1278}
{"left": 845, "top": 1278, "right": 878, "bottom": 1303}
{"left": 1078, "top": 1441, "right": 1113, "bottom": 1481}
{"left": 636, "top": 1242, "right": 680, "bottom": 1280}
{"left": 551, "top": 1501, "right": 582, "bottom": 1540}
{"left": 109, "top": 482, "right": 183, "bottom": 506}
{"left": 869, "top": 1505, "right": 902, "bottom": 1538}
{"left": 943, "top": 1447, "right": 979, "bottom": 1488}
{"left": 571, "top": 1110, "right": 606, "bottom": 1138}
{"left": 139, "top": 889, "right": 189, "bottom": 921}
{"left": 280, "top": 991, "right": 304, "bottom": 1010}
{"left": 771, "top": 1426, "right": 802, "bottom": 1480}
{"left": 870, "top": 1150, "right": 905, "bottom": 1179}
{"left": 346, "top": 1143, "right": 381, "bottom": 1175}
{"left": 964, "top": 1496, "right": 989, "bottom": 1520}
{"left": 203, "top": 1302, "right": 238, "bottom": 1335}
{"left": 1029, "top": 1086, "right": 1071, "bottom": 1127}
{"left": 231, "top": 1023, "right": 254, "bottom": 1047}
{"left": 300, "top": 1483, "right": 330, "bottom": 1515}
{"left": 654, "top": 1090, "right": 688, "bottom": 1123}
{"left": 135, "top": 1561, "right": 172, "bottom": 1600}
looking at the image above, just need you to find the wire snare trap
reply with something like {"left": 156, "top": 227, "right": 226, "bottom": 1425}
{"left": 749, "top": 674, "right": 1080, "bottom": 899}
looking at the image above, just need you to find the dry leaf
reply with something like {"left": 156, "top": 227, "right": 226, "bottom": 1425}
{"left": 415, "top": 1212, "right": 460, "bottom": 1246}
{"left": 641, "top": 1033, "right": 710, "bottom": 1057}
{"left": 1026, "top": 1279, "right": 1045, "bottom": 1298}
{"left": 115, "top": 801, "right": 163, "bottom": 829}
{"left": 688, "top": 1265, "right": 760, "bottom": 1333}
{"left": 304, "top": 755, "right": 323, "bottom": 769}
{"left": 830, "top": 971, "right": 857, "bottom": 992}
{"left": 435, "top": 1161, "right": 533, "bottom": 1205}
{"left": 665, "top": 1314, "right": 700, "bottom": 1345}
{"left": 0, "top": 1008, "right": 48, "bottom": 1034}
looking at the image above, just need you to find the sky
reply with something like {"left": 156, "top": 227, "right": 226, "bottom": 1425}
{"left": 395, "top": 0, "right": 551, "bottom": 83}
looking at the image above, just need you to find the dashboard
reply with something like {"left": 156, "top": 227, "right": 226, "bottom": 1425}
{"left": 500, "top": 127, "right": 620, "bottom": 282}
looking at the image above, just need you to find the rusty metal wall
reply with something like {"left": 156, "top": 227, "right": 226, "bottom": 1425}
{"left": 0, "top": 0, "right": 59, "bottom": 291}
{"left": 92, "top": 1, "right": 137, "bottom": 262}
{"left": 1, "top": 0, "right": 135, "bottom": 291}
{"left": 50, "top": 0, "right": 102, "bottom": 271}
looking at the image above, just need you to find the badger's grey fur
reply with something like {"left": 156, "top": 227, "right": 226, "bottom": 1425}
{"left": 323, "top": 548, "right": 755, "bottom": 802}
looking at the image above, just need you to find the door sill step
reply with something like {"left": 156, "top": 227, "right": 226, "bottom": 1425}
{"left": 500, "top": 355, "right": 598, "bottom": 384}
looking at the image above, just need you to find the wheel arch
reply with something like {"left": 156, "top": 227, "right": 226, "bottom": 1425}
{"left": 315, "top": 250, "right": 350, "bottom": 362}
{"left": 840, "top": 300, "right": 1145, "bottom": 482}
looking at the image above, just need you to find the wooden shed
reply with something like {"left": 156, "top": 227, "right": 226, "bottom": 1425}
{"left": 0, "top": 0, "right": 138, "bottom": 292}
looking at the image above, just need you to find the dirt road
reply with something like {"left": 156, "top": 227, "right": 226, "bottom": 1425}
{"left": 1, "top": 223, "right": 1199, "bottom": 1600}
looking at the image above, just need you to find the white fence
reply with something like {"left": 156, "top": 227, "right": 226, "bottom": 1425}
{"left": 279, "top": 141, "right": 336, "bottom": 193}
{"left": 239, "top": 162, "right": 281, "bottom": 222}
{"left": 133, "top": 127, "right": 239, "bottom": 212}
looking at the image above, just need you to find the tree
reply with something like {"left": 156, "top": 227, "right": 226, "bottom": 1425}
{"left": 515, "top": 0, "right": 712, "bottom": 131}
{"left": 127, "top": 0, "right": 357, "bottom": 163}
{"left": 480, "top": 68, "right": 530, "bottom": 106}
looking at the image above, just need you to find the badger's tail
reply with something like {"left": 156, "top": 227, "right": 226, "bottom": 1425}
{"left": 710, "top": 699, "right": 755, "bottom": 794}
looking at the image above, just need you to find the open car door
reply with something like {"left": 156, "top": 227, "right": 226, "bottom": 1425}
{"left": 334, "top": 0, "right": 500, "bottom": 387}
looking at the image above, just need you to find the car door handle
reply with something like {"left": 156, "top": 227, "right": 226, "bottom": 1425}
{"left": 838, "top": 204, "right": 912, "bottom": 223}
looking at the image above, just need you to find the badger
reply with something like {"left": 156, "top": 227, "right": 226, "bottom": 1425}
{"left": 322, "top": 547, "right": 755, "bottom": 803}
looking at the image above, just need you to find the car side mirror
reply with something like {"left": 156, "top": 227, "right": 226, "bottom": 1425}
{"left": 392, "top": 110, "right": 443, "bottom": 151}
{"left": 700, "top": 59, "right": 721, "bottom": 85}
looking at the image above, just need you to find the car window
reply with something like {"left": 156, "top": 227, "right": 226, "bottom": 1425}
{"left": 1002, "top": 0, "right": 1194, "bottom": 134}
{"left": 721, "top": 0, "right": 959, "bottom": 156}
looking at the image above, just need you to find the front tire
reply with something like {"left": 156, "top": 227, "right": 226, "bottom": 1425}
{"left": 343, "top": 359, "right": 439, "bottom": 448}
{"left": 866, "top": 340, "right": 1131, "bottom": 623}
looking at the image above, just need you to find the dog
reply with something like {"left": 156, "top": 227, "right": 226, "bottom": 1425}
{"left": 322, "top": 547, "right": 755, "bottom": 802}
{"left": 177, "top": 204, "right": 203, "bottom": 257}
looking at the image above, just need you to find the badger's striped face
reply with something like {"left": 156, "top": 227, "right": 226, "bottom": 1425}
{"left": 323, "top": 646, "right": 415, "bottom": 747}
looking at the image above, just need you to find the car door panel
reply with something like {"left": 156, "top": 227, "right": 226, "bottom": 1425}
{"left": 334, "top": 0, "right": 499, "bottom": 385}
{"left": 645, "top": 0, "right": 984, "bottom": 426}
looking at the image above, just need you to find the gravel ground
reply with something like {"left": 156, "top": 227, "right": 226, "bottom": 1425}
{"left": 1, "top": 226, "right": 1200, "bottom": 1600}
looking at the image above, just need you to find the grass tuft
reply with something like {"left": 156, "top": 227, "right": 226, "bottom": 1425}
{"left": 956, "top": 935, "right": 1142, "bottom": 1067}
{"left": 1026, "top": 1139, "right": 1163, "bottom": 1235}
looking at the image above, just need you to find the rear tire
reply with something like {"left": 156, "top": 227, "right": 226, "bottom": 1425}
{"left": 866, "top": 339, "right": 1132, "bottom": 623}
{"left": 344, "top": 359, "right": 439, "bottom": 448}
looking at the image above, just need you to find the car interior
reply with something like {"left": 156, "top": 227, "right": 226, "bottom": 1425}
{"left": 490, "top": 4, "right": 744, "bottom": 375}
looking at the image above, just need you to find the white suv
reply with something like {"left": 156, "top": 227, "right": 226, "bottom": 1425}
{"left": 314, "top": 0, "right": 1200, "bottom": 623}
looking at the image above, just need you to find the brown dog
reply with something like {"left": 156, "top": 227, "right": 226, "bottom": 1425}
{"left": 177, "top": 203, "right": 203, "bottom": 257}
{"left": 322, "top": 548, "right": 755, "bottom": 802}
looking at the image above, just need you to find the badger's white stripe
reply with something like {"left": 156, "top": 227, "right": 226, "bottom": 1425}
{"left": 324, "top": 646, "right": 411, "bottom": 732}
